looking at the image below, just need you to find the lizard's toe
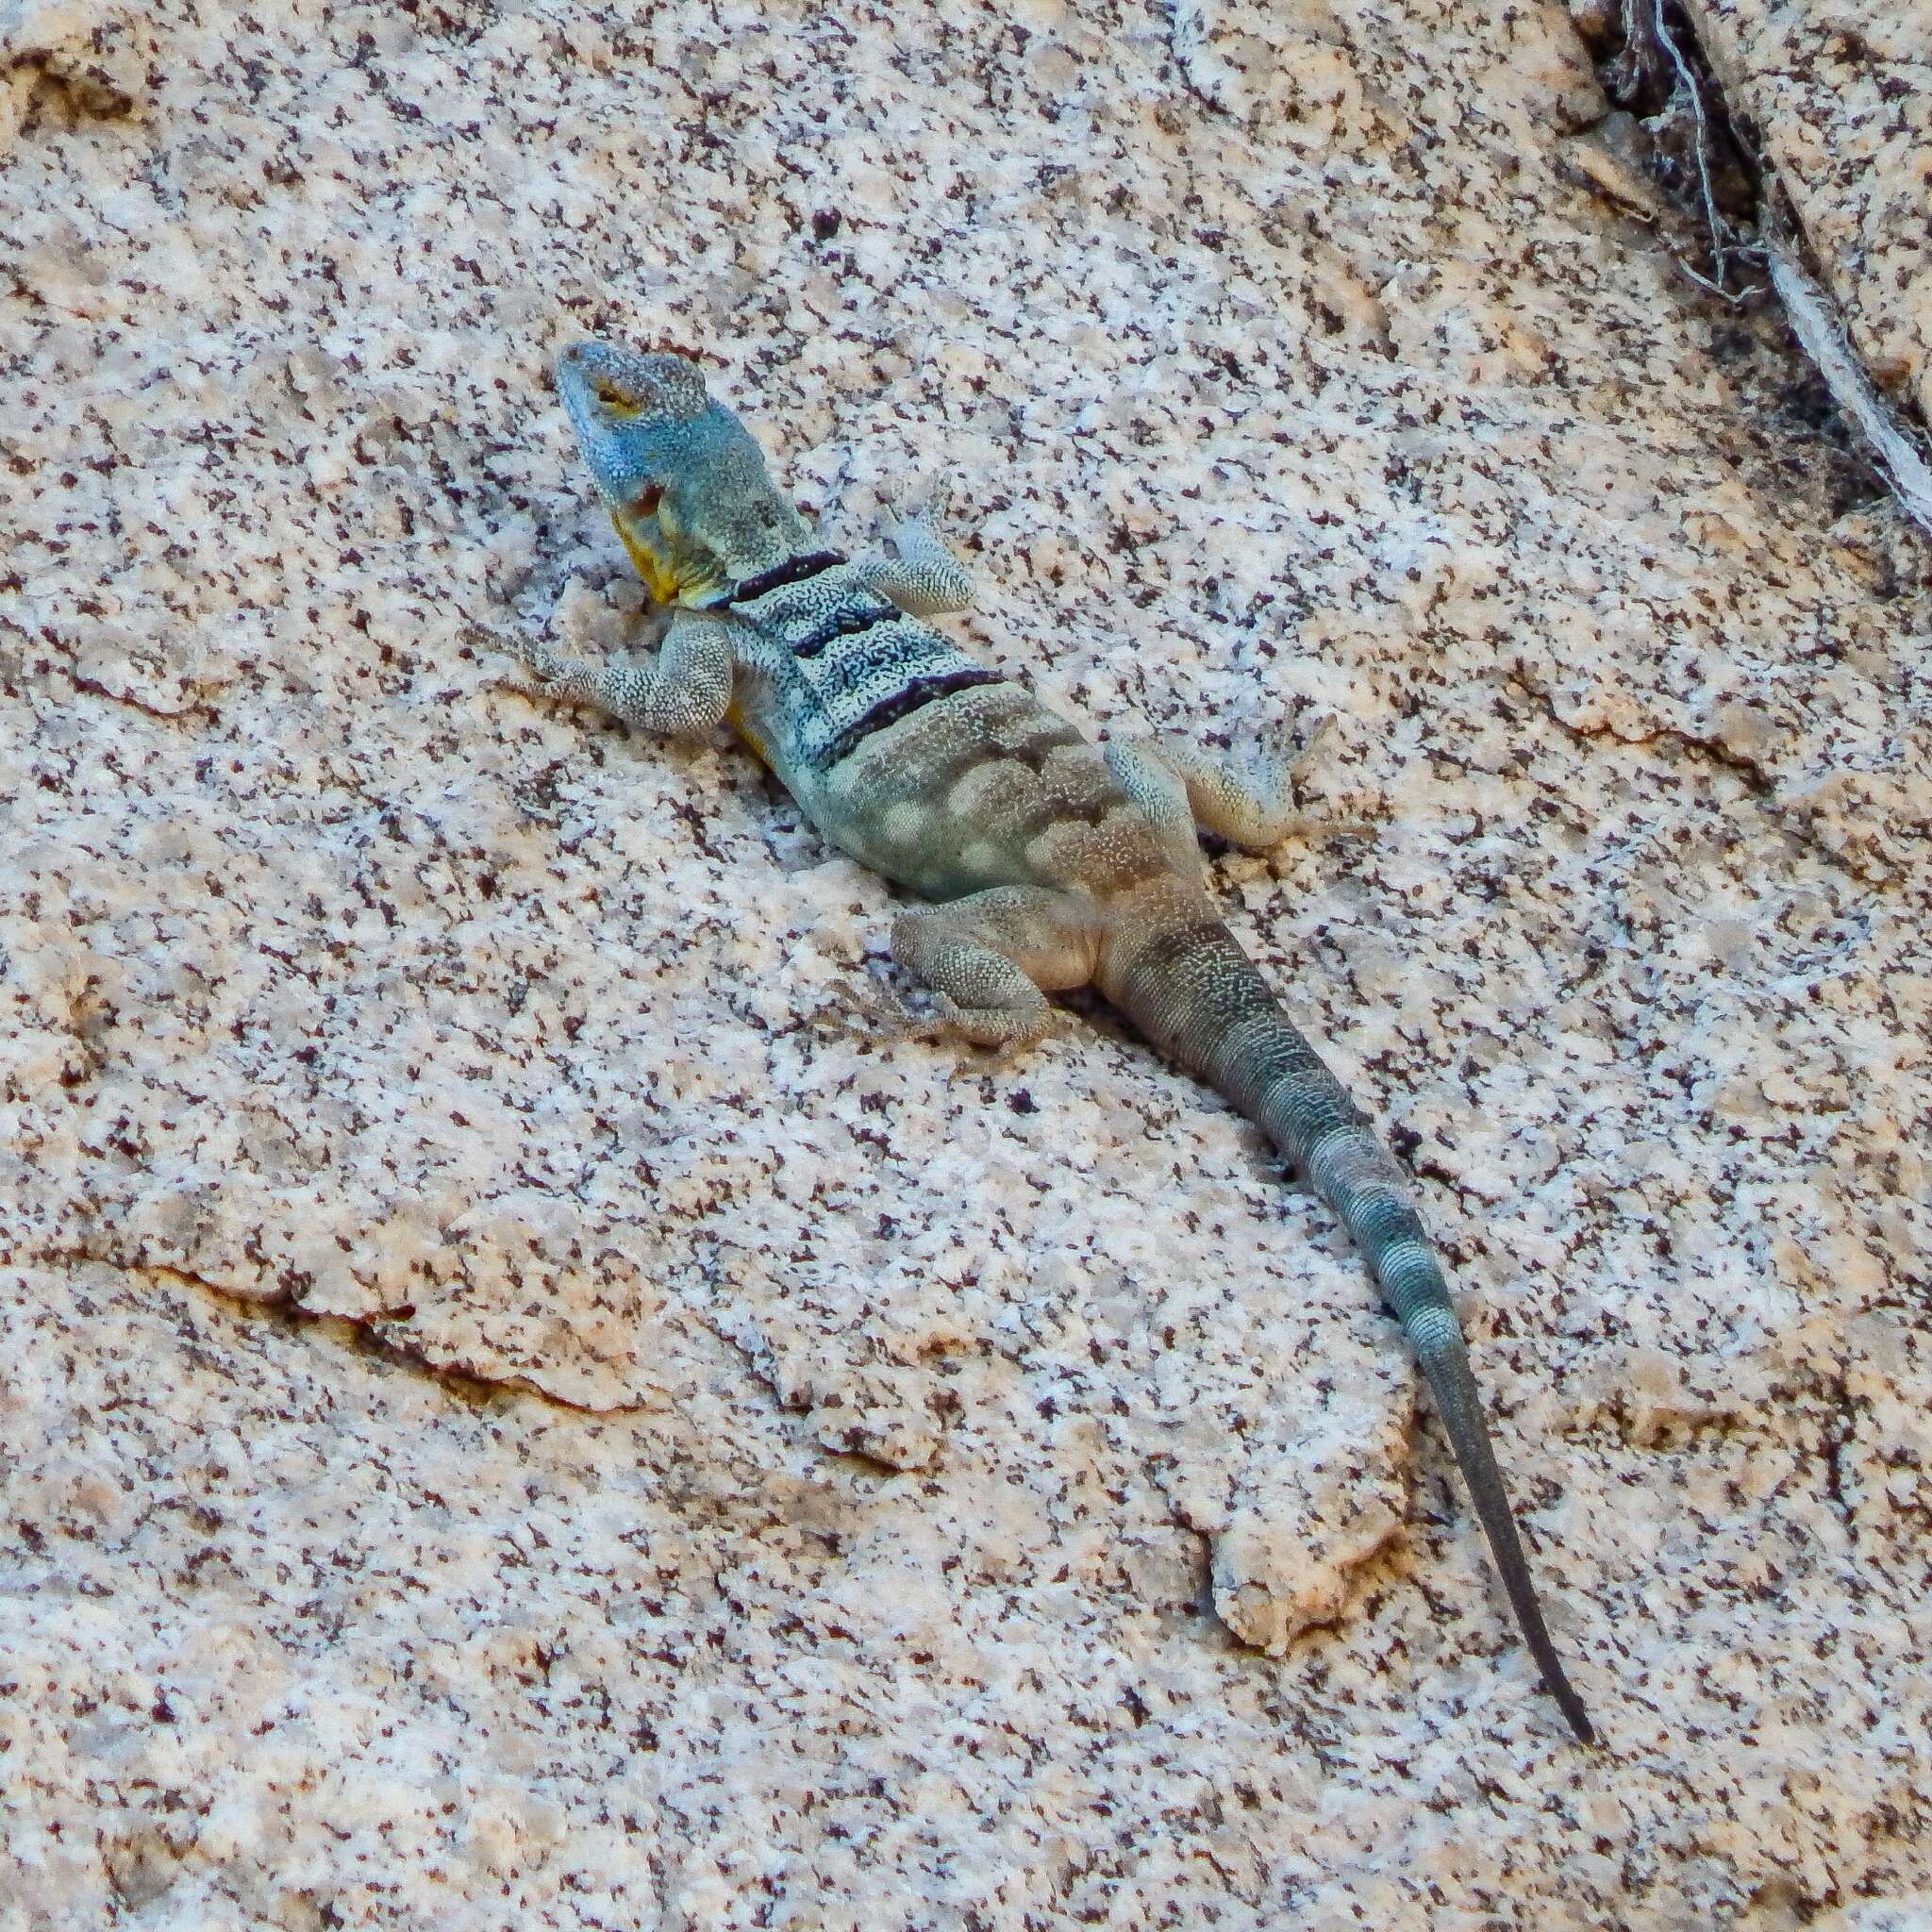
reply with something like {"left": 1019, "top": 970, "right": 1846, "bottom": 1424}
{"left": 881, "top": 473, "right": 955, "bottom": 535}
{"left": 800, "top": 986, "right": 922, "bottom": 1050}
{"left": 912, "top": 992, "right": 1059, "bottom": 1055}
{"left": 803, "top": 985, "right": 1056, "bottom": 1058}
{"left": 508, "top": 636, "right": 563, "bottom": 678}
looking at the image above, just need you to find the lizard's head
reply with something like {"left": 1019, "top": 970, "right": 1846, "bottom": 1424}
{"left": 557, "top": 341, "right": 808, "bottom": 605}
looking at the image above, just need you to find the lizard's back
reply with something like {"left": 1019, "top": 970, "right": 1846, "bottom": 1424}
{"left": 736, "top": 559, "right": 1186, "bottom": 911}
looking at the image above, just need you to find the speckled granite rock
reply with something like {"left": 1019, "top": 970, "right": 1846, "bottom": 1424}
{"left": 1687, "top": 0, "right": 1932, "bottom": 425}
{"left": 2, "top": 0, "right": 1929, "bottom": 1924}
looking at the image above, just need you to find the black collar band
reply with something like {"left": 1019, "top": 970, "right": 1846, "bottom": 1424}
{"left": 724, "top": 549, "right": 848, "bottom": 606}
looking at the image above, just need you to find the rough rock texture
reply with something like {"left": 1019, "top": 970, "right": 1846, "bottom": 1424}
{"left": 1688, "top": 0, "right": 1932, "bottom": 431}
{"left": 2, "top": 0, "right": 1929, "bottom": 1924}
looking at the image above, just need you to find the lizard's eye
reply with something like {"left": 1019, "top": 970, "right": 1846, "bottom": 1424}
{"left": 592, "top": 376, "right": 641, "bottom": 418}
{"left": 631, "top": 482, "right": 664, "bottom": 516}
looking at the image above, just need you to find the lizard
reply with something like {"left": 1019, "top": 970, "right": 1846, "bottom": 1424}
{"left": 507, "top": 339, "right": 1595, "bottom": 1744}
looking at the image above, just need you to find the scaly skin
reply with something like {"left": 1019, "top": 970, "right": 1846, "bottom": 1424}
{"left": 516, "top": 340, "right": 1594, "bottom": 1743}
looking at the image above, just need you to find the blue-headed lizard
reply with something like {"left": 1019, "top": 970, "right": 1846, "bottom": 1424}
{"left": 506, "top": 341, "right": 1594, "bottom": 1743}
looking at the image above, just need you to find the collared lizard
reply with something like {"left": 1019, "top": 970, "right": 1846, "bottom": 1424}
{"left": 506, "top": 340, "right": 1594, "bottom": 1743}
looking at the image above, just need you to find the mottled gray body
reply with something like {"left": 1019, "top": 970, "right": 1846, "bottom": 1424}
{"left": 514, "top": 341, "right": 1593, "bottom": 1742}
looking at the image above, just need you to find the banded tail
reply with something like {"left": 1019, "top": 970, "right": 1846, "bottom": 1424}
{"left": 1102, "top": 898, "right": 1594, "bottom": 1743}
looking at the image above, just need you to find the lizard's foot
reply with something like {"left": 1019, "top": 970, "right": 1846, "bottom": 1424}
{"left": 800, "top": 984, "right": 920, "bottom": 1049}
{"left": 878, "top": 474, "right": 957, "bottom": 547}
{"left": 860, "top": 482, "right": 976, "bottom": 618}
{"left": 485, "top": 610, "right": 735, "bottom": 739}
{"left": 1157, "top": 715, "right": 1374, "bottom": 850}
{"left": 889, "top": 888, "right": 1097, "bottom": 1053}
{"left": 476, "top": 622, "right": 570, "bottom": 689}
{"left": 804, "top": 983, "right": 1059, "bottom": 1057}
{"left": 906, "top": 991, "right": 1060, "bottom": 1054}
{"left": 1247, "top": 719, "right": 1378, "bottom": 841}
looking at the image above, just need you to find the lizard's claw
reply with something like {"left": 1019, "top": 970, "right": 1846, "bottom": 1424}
{"left": 1159, "top": 714, "right": 1378, "bottom": 851}
{"left": 876, "top": 989, "right": 1061, "bottom": 1058}
{"left": 1293, "top": 710, "right": 1338, "bottom": 763}
{"left": 800, "top": 985, "right": 926, "bottom": 1050}
{"left": 1256, "top": 718, "right": 1377, "bottom": 844}
{"left": 1236, "top": 714, "right": 1335, "bottom": 805}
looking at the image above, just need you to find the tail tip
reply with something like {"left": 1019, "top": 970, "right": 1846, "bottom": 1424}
{"left": 1550, "top": 1673, "right": 1596, "bottom": 1746}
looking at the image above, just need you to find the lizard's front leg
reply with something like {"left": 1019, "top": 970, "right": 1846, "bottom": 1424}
{"left": 508, "top": 609, "right": 736, "bottom": 740}
{"left": 891, "top": 886, "right": 1102, "bottom": 1050}
{"left": 858, "top": 491, "right": 976, "bottom": 618}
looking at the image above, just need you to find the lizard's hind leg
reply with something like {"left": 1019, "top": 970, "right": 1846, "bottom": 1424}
{"left": 891, "top": 887, "right": 1102, "bottom": 1050}
{"left": 1139, "top": 720, "right": 1348, "bottom": 850}
{"left": 1105, "top": 739, "right": 1208, "bottom": 880}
